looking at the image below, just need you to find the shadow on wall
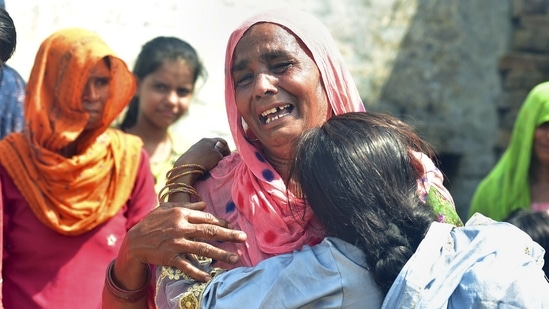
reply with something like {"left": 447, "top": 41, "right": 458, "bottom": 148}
{"left": 367, "top": 0, "right": 509, "bottom": 221}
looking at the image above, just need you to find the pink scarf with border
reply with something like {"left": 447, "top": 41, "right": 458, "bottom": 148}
{"left": 196, "top": 8, "right": 454, "bottom": 267}
{"left": 196, "top": 9, "right": 364, "bottom": 267}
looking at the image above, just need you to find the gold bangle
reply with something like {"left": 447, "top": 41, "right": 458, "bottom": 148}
{"left": 166, "top": 163, "right": 206, "bottom": 179}
{"left": 166, "top": 169, "right": 205, "bottom": 184}
{"left": 161, "top": 187, "right": 201, "bottom": 202}
{"left": 105, "top": 259, "right": 151, "bottom": 303}
{"left": 157, "top": 183, "right": 194, "bottom": 199}
{"left": 158, "top": 183, "right": 201, "bottom": 202}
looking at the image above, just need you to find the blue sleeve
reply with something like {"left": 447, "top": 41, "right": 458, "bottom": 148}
{"left": 155, "top": 239, "right": 383, "bottom": 309}
{"left": 203, "top": 252, "right": 345, "bottom": 308}
{"left": 0, "top": 66, "right": 26, "bottom": 139}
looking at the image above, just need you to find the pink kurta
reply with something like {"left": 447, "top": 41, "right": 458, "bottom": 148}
{"left": 1, "top": 150, "right": 157, "bottom": 309}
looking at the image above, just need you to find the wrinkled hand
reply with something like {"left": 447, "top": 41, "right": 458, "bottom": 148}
{"left": 167, "top": 138, "right": 231, "bottom": 205}
{"left": 175, "top": 137, "right": 231, "bottom": 172}
{"left": 117, "top": 202, "right": 247, "bottom": 284}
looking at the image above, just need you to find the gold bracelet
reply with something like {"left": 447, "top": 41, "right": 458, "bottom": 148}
{"left": 105, "top": 259, "right": 151, "bottom": 303}
{"left": 165, "top": 163, "right": 206, "bottom": 179}
{"left": 158, "top": 183, "right": 201, "bottom": 202}
{"left": 166, "top": 169, "right": 205, "bottom": 184}
{"left": 160, "top": 187, "right": 201, "bottom": 202}
{"left": 158, "top": 182, "right": 195, "bottom": 199}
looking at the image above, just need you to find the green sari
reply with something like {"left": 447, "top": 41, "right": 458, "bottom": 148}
{"left": 469, "top": 82, "right": 549, "bottom": 221}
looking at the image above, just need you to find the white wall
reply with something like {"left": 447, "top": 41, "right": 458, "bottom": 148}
{"left": 6, "top": 0, "right": 319, "bottom": 148}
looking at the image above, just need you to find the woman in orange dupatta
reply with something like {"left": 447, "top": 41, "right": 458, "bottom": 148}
{"left": 0, "top": 28, "right": 157, "bottom": 308}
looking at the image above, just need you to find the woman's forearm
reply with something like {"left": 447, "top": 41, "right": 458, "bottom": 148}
{"left": 102, "top": 257, "right": 152, "bottom": 308}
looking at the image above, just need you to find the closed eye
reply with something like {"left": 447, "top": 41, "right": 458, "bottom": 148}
{"left": 234, "top": 73, "right": 253, "bottom": 88}
{"left": 272, "top": 62, "right": 293, "bottom": 74}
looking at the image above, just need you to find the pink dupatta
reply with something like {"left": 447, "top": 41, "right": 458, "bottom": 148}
{"left": 196, "top": 8, "right": 454, "bottom": 267}
{"left": 196, "top": 9, "right": 364, "bottom": 267}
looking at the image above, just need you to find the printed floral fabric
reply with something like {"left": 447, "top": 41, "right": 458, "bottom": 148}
{"left": 156, "top": 257, "right": 226, "bottom": 309}
{"left": 0, "top": 64, "right": 25, "bottom": 139}
{"left": 427, "top": 186, "right": 463, "bottom": 226}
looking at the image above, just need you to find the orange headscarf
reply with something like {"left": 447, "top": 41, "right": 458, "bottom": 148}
{"left": 0, "top": 28, "right": 142, "bottom": 235}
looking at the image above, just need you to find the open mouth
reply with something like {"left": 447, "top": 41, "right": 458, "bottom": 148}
{"left": 259, "top": 104, "right": 294, "bottom": 125}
